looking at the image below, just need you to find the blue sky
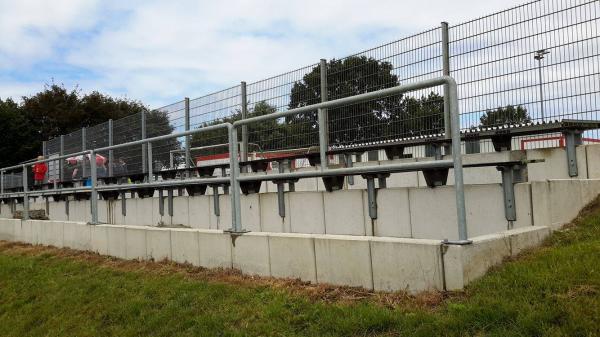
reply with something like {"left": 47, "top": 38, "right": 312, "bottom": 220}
{"left": 0, "top": 0, "right": 526, "bottom": 108}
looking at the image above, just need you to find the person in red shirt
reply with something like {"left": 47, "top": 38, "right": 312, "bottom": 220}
{"left": 32, "top": 155, "right": 48, "bottom": 187}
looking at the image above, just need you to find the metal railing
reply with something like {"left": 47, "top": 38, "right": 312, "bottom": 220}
{"left": 1, "top": 76, "right": 470, "bottom": 243}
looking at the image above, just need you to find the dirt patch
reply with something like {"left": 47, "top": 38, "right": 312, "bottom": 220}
{"left": 0, "top": 240, "right": 454, "bottom": 310}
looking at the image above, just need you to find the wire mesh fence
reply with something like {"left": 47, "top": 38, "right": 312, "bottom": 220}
{"left": 449, "top": 0, "right": 600, "bottom": 151}
{"left": 18, "top": 0, "right": 600, "bottom": 178}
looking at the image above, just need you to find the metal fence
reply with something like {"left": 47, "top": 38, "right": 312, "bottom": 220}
{"left": 41, "top": 0, "right": 599, "bottom": 168}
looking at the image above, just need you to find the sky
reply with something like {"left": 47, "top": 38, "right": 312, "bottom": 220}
{"left": 0, "top": 0, "right": 530, "bottom": 108}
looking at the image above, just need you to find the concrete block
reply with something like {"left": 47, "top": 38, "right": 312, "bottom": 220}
{"left": 410, "top": 184, "right": 508, "bottom": 240}
{"left": 125, "top": 227, "right": 147, "bottom": 260}
{"left": 123, "top": 198, "right": 138, "bottom": 226}
{"left": 170, "top": 196, "right": 189, "bottom": 226}
{"left": 505, "top": 226, "right": 551, "bottom": 256}
{"left": 513, "top": 183, "right": 533, "bottom": 229}
{"left": 586, "top": 145, "right": 600, "bottom": 179}
{"left": 91, "top": 225, "right": 109, "bottom": 255}
{"left": 210, "top": 195, "right": 232, "bottom": 230}
{"left": 48, "top": 201, "right": 68, "bottom": 221}
{"left": 323, "top": 190, "right": 365, "bottom": 235}
{"left": 314, "top": 235, "right": 373, "bottom": 289}
{"left": 548, "top": 180, "right": 583, "bottom": 229}
{"left": 15, "top": 220, "right": 32, "bottom": 243}
{"left": 98, "top": 200, "right": 109, "bottom": 224}
{"left": 289, "top": 192, "right": 325, "bottom": 234}
{"left": 63, "top": 222, "right": 92, "bottom": 250}
{"left": 41, "top": 221, "right": 64, "bottom": 248}
{"left": 187, "top": 196, "right": 211, "bottom": 229}
{"left": 259, "top": 193, "right": 291, "bottom": 233}
{"left": 198, "top": 230, "right": 232, "bottom": 269}
{"left": 443, "top": 233, "right": 511, "bottom": 291}
{"left": 531, "top": 181, "right": 550, "bottom": 228}
{"left": 370, "top": 188, "right": 412, "bottom": 238}
{"left": 134, "top": 198, "right": 154, "bottom": 226}
{"left": 527, "top": 146, "right": 588, "bottom": 180}
{"left": 0, "top": 218, "right": 17, "bottom": 241}
{"left": 29, "top": 220, "right": 43, "bottom": 245}
{"left": 106, "top": 225, "right": 127, "bottom": 259}
{"left": 240, "top": 194, "right": 261, "bottom": 232}
{"left": 146, "top": 227, "right": 172, "bottom": 261}
{"left": 580, "top": 179, "right": 600, "bottom": 206}
{"left": 268, "top": 233, "right": 317, "bottom": 283}
{"left": 370, "top": 237, "right": 443, "bottom": 293}
{"left": 171, "top": 229, "right": 200, "bottom": 265}
{"left": 232, "top": 232, "right": 271, "bottom": 276}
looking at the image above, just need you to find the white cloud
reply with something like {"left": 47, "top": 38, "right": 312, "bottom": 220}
{"left": 0, "top": 0, "right": 537, "bottom": 107}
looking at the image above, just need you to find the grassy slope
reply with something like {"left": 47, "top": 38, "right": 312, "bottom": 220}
{"left": 0, "top": 201, "right": 599, "bottom": 337}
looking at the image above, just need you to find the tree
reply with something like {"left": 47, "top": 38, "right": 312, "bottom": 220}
{"left": 396, "top": 92, "right": 445, "bottom": 137}
{"left": 0, "top": 98, "right": 38, "bottom": 167}
{"left": 480, "top": 105, "right": 531, "bottom": 127}
{"left": 288, "top": 56, "right": 403, "bottom": 146}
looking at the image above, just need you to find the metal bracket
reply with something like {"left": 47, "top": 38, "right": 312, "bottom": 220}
{"left": 276, "top": 181, "right": 285, "bottom": 218}
{"left": 322, "top": 176, "right": 345, "bottom": 192}
{"left": 185, "top": 184, "right": 207, "bottom": 196}
{"left": 121, "top": 192, "right": 127, "bottom": 217}
{"left": 345, "top": 154, "right": 354, "bottom": 185}
{"left": 137, "top": 188, "right": 155, "bottom": 198}
{"left": 240, "top": 181, "right": 262, "bottom": 195}
{"left": 211, "top": 185, "right": 220, "bottom": 217}
{"left": 384, "top": 146, "right": 405, "bottom": 160}
{"left": 422, "top": 168, "right": 449, "bottom": 188}
{"left": 307, "top": 153, "right": 321, "bottom": 167}
{"left": 65, "top": 198, "right": 70, "bottom": 217}
{"left": 496, "top": 164, "right": 524, "bottom": 223}
{"left": 491, "top": 134, "right": 513, "bottom": 152}
{"left": 361, "top": 173, "right": 390, "bottom": 221}
{"left": 167, "top": 188, "right": 174, "bottom": 217}
{"left": 158, "top": 189, "right": 164, "bottom": 216}
{"left": 563, "top": 130, "right": 583, "bottom": 177}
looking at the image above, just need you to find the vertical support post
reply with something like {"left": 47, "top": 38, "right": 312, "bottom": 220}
{"left": 276, "top": 162, "right": 286, "bottom": 218}
{"left": 448, "top": 78, "right": 469, "bottom": 244}
{"left": 564, "top": 131, "right": 582, "bottom": 177}
{"left": 81, "top": 127, "right": 87, "bottom": 178}
{"left": 42, "top": 141, "right": 47, "bottom": 157}
{"left": 22, "top": 165, "right": 29, "bottom": 220}
{"left": 0, "top": 170, "right": 4, "bottom": 195}
{"left": 90, "top": 150, "right": 98, "bottom": 224}
{"left": 346, "top": 154, "right": 354, "bottom": 185}
{"left": 147, "top": 142, "right": 154, "bottom": 182}
{"left": 441, "top": 22, "right": 452, "bottom": 154}
{"left": 498, "top": 166, "right": 517, "bottom": 223}
{"left": 167, "top": 188, "right": 174, "bottom": 217}
{"left": 228, "top": 126, "right": 243, "bottom": 232}
{"left": 212, "top": 185, "right": 220, "bottom": 217}
{"left": 158, "top": 189, "right": 164, "bottom": 216}
{"left": 108, "top": 119, "right": 114, "bottom": 177}
{"left": 121, "top": 192, "right": 127, "bottom": 217}
{"left": 59, "top": 135, "right": 64, "bottom": 182}
{"left": 366, "top": 177, "right": 377, "bottom": 220}
{"left": 184, "top": 97, "right": 191, "bottom": 175}
{"left": 318, "top": 59, "right": 329, "bottom": 170}
{"left": 141, "top": 111, "right": 147, "bottom": 174}
{"left": 240, "top": 82, "right": 249, "bottom": 163}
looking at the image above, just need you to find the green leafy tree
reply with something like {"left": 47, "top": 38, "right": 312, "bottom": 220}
{"left": 0, "top": 98, "right": 38, "bottom": 167}
{"left": 397, "top": 92, "right": 445, "bottom": 137}
{"left": 288, "top": 56, "right": 403, "bottom": 146}
{"left": 480, "top": 105, "right": 531, "bottom": 127}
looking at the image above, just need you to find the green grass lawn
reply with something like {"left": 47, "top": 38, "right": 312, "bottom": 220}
{"left": 1, "top": 201, "right": 599, "bottom": 336}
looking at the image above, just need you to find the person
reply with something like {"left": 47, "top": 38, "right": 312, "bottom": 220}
{"left": 32, "top": 156, "right": 48, "bottom": 188}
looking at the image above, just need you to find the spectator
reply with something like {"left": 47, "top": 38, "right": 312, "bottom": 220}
{"left": 32, "top": 155, "right": 48, "bottom": 187}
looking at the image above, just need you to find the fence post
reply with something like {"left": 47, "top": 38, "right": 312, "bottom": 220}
{"left": 441, "top": 22, "right": 452, "bottom": 154}
{"left": 42, "top": 141, "right": 47, "bottom": 157}
{"left": 318, "top": 59, "right": 329, "bottom": 170}
{"left": 22, "top": 165, "right": 29, "bottom": 220}
{"left": 59, "top": 135, "right": 65, "bottom": 182}
{"left": 81, "top": 127, "right": 87, "bottom": 178}
{"left": 141, "top": 111, "right": 147, "bottom": 174}
{"left": 0, "top": 170, "right": 4, "bottom": 195}
{"left": 240, "top": 81, "right": 248, "bottom": 163}
{"left": 108, "top": 119, "right": 114, "bottom": 177}
{"left": 147, "top": 142, "right": 154, "bottom": 182}
{"left": 90, "top": 150, "right": 98, "bottom": 224}
{"left": 184, "top": 97, "right": 191, "bottom": 175}
{"left": 228, "top": 125, "right": 244, "bottom": 233}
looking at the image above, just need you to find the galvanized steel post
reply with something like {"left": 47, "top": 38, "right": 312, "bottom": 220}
{"left": 318, "top": 59, "right": 329, "bottom": 170}
{"left": 42, "top": 141, "right": 47, "bottom": 157}
{"left": 22, "top": 165, "right": 29, "bottom": 220}
{"left": 108, "top": 119, "right": 114, "bottom": 177}
{"left": 0, "top": 170, "right": 4, "bottom": 195}
{"left": 147, "top": 142, "right": 154, "bottom": 182}
{"left": 240, "top": 81, "right": 249, "bottom": 163}
{"left": 141, "top": 111, "right": 147, "bottom": 174}
{"left": 59, "top": 135, "right": 64, "bottom": 182}
{"left": 228, "top": 125, "right": 243, "bottom": 232}
{"left": 81, "top": 127, "right": 87, "bottom": 178}
{"left": 184, "top": 97, "right": 191, "bottom": 174}
{"left": 441, "top": 22, "right": 452, "bottom": 153}
{"left": 90, "top": 150, "right": 98, "bottom": 224}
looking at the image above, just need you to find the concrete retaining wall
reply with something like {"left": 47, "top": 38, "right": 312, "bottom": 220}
{"left": 0, "top": 218, "right": 552, "bottom": 293}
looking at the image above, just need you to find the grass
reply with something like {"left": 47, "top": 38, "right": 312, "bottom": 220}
{"left": 0, "top": 200, "right": 599, "bottom": 336}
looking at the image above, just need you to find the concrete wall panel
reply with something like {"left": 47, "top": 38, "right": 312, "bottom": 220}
{"left": 91, "top": 225, "right": 109, "bottom": 255}
{"left": 324, "top": 190, "right": 365, "bottom": 235}
{"left": 314, "top": 235, "right": 373, "bottom": 289}
{"left": 289, "top": 192, "right": 325, "bottom": 234}
{"left": 268, "top": 233, "right": 316, "bottom": 283}
{"left": 125, "top": 227, "right": 147, "bottom": 260}
{"left": 198, "top": 230, "right": 232, "bottom": 269}
{"left": 146, "top": 227, "right": 172, "bottom": 261}
{"left": 370, "top": 188, "right": 412, "bottom": 238}
{"left": 187, "top": 196, "right": 211, "bottom": 229}
{"left": 171, "top": 229, "right": 200, "bottom": 265}
{"left": 232, "top": 233, "right": 270, "bottom": 276}
{"left": 63, "top": 222, "right": 91, "bottom": 251}
{"left": 259, "top": 193, "right": 290, "bottom": 233}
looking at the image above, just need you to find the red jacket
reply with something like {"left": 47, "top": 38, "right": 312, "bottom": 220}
{"left": 32, "top": 163, "right": 48, "bottom": 181}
